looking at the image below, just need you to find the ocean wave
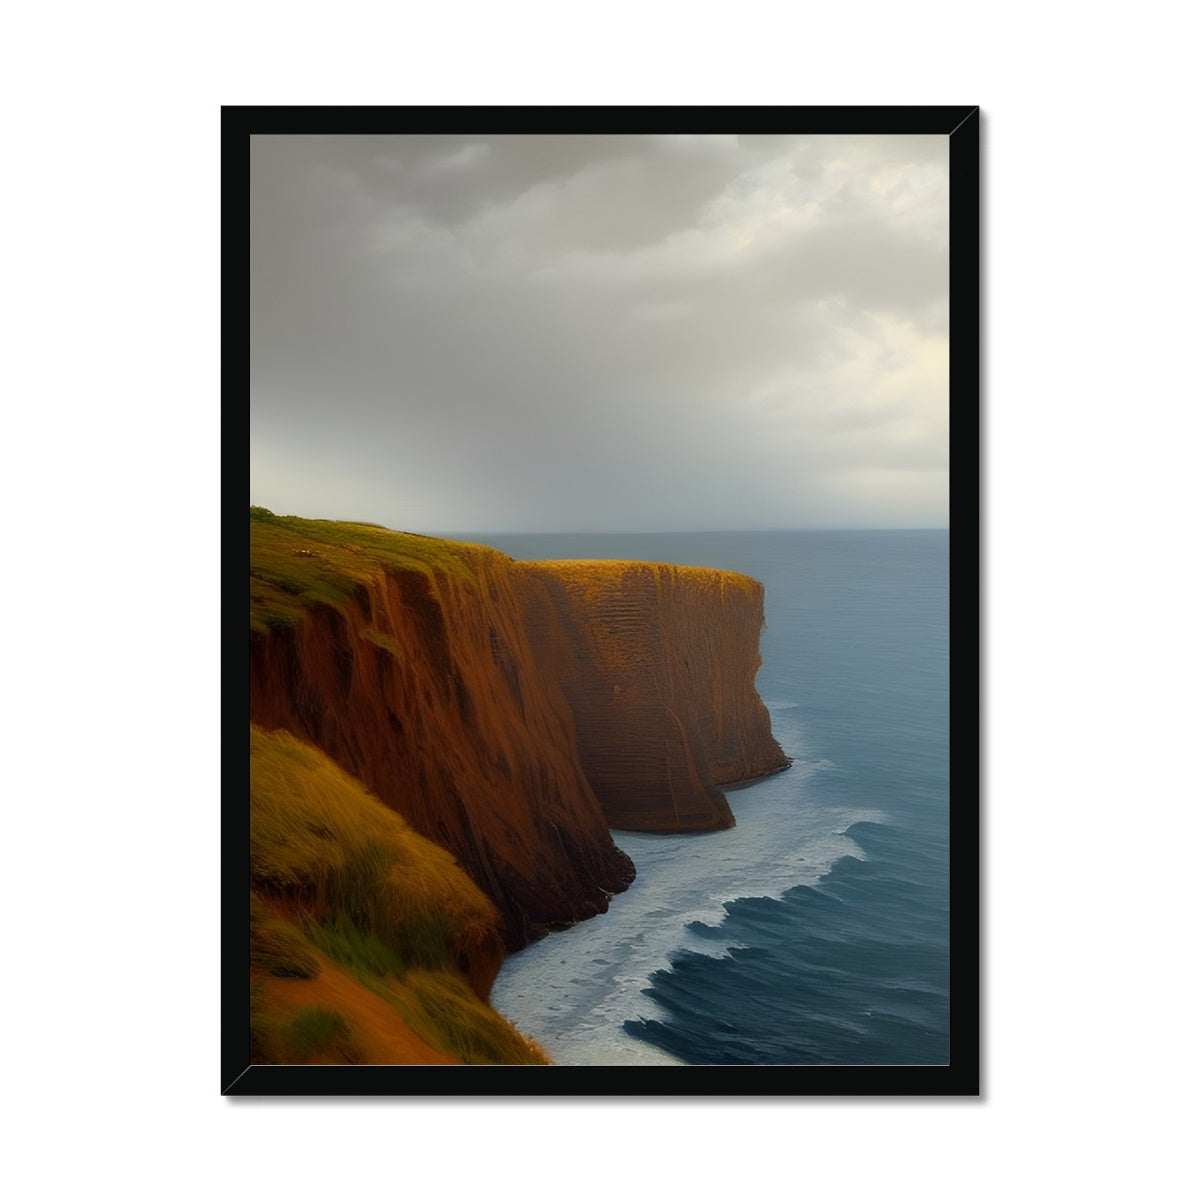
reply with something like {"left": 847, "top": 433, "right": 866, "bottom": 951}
{"left": 490, "top": 764, "right": 882, "bottom": 1065}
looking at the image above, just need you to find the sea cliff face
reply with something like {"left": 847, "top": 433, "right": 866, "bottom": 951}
{"left": 520, "top": 560, "right": 790, "bottom": 831}
{"left": 250, "top": 521, "right": 632, "bottom": 951}
{"left": 248, "top": 509, "right": 787, "bottom": 961}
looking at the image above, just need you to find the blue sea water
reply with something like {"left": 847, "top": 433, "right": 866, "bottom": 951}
{"left": 477, "top": 530, "right": 949, "bottom": 1066}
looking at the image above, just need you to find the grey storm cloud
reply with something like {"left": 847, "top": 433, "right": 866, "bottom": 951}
{"left": 250, "top": 133, "right": 949, "bottom": 532}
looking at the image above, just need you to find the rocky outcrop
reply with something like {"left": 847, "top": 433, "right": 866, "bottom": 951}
{"left": 520, "top": 561, "right": 790, "bottom": 832}
{"left": 248, "top": 512, "right": 787, "bottom": 949}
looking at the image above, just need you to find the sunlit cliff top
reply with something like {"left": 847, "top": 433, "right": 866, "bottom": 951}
{"left": 250, "top": 508, "right": 761, "bottom": 634}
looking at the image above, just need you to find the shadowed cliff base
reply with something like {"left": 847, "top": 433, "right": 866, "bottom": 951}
{"left": 247, "top": 508, "right": 788, "bottom": 1062}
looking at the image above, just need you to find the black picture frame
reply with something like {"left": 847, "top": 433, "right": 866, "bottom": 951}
{"left": 226, "top": 105, "right": 980, "bottom": 1097}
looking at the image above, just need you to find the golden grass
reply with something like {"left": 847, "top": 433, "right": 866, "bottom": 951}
{"left": 522, "top": 559, "right": 758, "bottom": 588}
{"left": 249, "top": 891, "right": 319, "bottom": 978}
{"left": 249, "top": 724, "right": 548, "bottom": 1063}
{"left": 250, "top": 725, "right": 500, "bottom": 962}
{"left": 383, "top": 967, "right": 550, "bottom": 1065}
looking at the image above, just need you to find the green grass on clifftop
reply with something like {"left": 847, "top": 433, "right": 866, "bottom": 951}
{"left": 249, "top": 506, "right": 496, "bottom": 634}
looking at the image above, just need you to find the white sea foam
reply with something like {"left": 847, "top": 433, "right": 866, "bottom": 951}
{"left": 490, "top": 749, "right": 884, "bottom": 1066}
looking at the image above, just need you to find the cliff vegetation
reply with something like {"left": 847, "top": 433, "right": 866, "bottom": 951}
{"left": 249, "top": 725, "right": 547, "bottom": 1065}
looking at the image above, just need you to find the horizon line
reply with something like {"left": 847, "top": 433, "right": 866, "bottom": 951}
{"left": 436, "top": 526, "right": 951, "bottom": 536}
{"left": 249, "top": 506, "right": 948, "bottom": 537}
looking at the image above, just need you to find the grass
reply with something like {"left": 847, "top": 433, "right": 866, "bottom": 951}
{"left": 249, "top": 985, "right": 359, "bottom": 1063}
{"left": 282, "top": 1006, "right": 352, "bottom": 1060}
{"left": 303, "top": 912, "right": 430, "bottom": 983}
{"left": 249, "top": 725, "right": 546, "bottom": 1062}
{"left": 249, "top": 506, "right": 495, "bottom": 634}
{"left": 249, "top": 725, "right": 501, "bottom": 969}
{"left": 397, "top": 968, "right": 549, "bottom": 1065}
{"left": 249, "top": 891, "right": 319, "bottom": 978}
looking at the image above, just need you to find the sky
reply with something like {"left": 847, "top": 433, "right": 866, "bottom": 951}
{"left": 250, "top": 133, "right": 949, "bottom": 532}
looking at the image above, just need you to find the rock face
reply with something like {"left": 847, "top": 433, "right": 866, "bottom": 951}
{"left": 521, "top": 561, "right": 790, "bottom": 832}
{"left": 248, "top": 514, "right": 788, "bottom": 949}
{"left": 250, "top": 548, "right": 632, "bottom": 951}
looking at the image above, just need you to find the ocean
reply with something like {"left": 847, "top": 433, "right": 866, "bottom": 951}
{"left": 474, "top": 530, "right": 949, "bottom": 1066}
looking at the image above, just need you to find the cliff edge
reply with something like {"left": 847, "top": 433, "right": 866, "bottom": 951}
{"left": 250, "top": 508, "right": 787, "bottom": 948}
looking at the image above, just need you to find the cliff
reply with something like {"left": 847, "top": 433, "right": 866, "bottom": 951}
{"left": 250, "top": 510, "right": 634, "bottom": 950}
{"left": 521, "top": 560, "right": 790, "bottom": 831}
{"left": 248, "top": 509, "right": 787, "bottom": 953}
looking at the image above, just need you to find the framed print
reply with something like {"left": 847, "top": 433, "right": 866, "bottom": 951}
{"left": 227, "top": 106, "right": 980, "bottom": 1096}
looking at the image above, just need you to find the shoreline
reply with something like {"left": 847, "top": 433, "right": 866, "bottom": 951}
{"left": 488, "top": 751, "right": 879, "bottom": 1067}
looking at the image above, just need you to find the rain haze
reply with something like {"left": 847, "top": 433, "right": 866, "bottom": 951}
{"left": 250, "top": 133, "right": 949, "bottom": 533}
